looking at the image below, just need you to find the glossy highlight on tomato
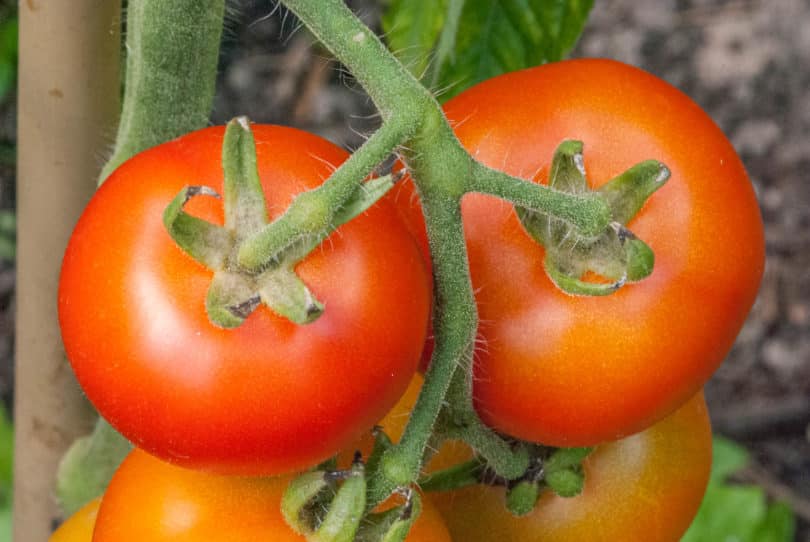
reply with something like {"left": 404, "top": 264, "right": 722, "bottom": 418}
{"left": 59, "top": 125, "right": 431, "bottom": 475}
{"left": 92, "top": 449, "right": 451, "bottom": 542}
{"left": 431, "top": 393, "right": 713, "bottom": 542}
{"left": 393, "top": 58, "right": 764, "bottom": 446}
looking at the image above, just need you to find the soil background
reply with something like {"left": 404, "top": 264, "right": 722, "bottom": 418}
{"left": 2, "top": 0, "right": 809, "bottom": 539}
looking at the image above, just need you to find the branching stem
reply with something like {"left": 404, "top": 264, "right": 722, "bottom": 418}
{"left": 278, "top": 0, "right": 613, "bottom": 511}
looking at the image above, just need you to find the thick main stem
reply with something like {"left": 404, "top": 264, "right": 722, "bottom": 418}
{"left": 281, "top": 0, "right": 431, "bottom": 120}
{"left": 99, "top": 0, "right": 226, "bottom": 181}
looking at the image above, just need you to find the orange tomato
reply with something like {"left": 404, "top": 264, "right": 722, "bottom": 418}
{"left": 430, "top": 393, "right": 712, "bottom": 542}
{"left": 50, "top": 498, "right": 101, "bottom": 542}
{"left": 92, "top": 448, "right": 450, "bottom": 541}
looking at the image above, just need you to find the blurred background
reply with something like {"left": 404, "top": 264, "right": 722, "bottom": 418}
{"left": 2, "top": 0, "right": 808, "bottom": 539}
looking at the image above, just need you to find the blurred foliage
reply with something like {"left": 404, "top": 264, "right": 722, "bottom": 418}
{"left": 0, "top": 2, "right": 14, "bottom": 269}
{"left": 682, "top": 437, "right": 795, "bottom": 542}
{"left": 0, "top": 210, "right": 13, "bottom": 261}
{"left": 0, "top": 403, "right": 12, "bottom": 542}
{"left": 382, "top": 0, "right": 592, "bottom": 101}
{"left": 0, "top": 10, "right": 16, "bottom": 104}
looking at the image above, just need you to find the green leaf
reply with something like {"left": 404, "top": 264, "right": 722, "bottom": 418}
{"left": 56, "top": 418, "right": 132, "bottom": 516}
{"left": 436, "top": 0, "right": 594, "bottom": 100}
{"left": 0, "top": 404, "right": 12, "bottom": 542}
{"left": 382, "top": 0, "right": 593, "bottom": 100}
{"left": 0, "top": 17, "right": 17, "bottom": 103}
{"left": 382, "top": 0, "right": 448, "bottom": 78}
{"left": 753, "top": 502, "right": 796, "bottom": 542}
{"left": 0, "top": 506, "right": 10, "bottom": 542}
{"left": 680, "top": 437, "right": 796, "bottom": 542}
{"left": 681, "top": 485, "right": 767, "bottom": 542}
{"left": 0, "top": 404, "right": 12, "bottom": 507}
{"left": 709, "top": 436, "right": 751, "bottom": 483}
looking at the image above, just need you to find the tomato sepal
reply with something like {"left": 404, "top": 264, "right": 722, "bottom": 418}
{"left": 505, "top": 480, "right": 541, "bottom": 516}
{"left": 517, "top": 140, "right": 669, "bottom": 297}
{"left": 543, "top": 447, "right": 592, "bottom": 498}
{"left": 283, "top": 462, "right": 368, "bottom": 542}
{"left": 162, "top": 185, "right": 232, "bottom": 269}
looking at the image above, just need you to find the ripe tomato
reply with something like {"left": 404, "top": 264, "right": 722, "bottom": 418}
{"left": 92, "top": 449, "right": 451, "bottom": 542}
{"left": 393, "top": 58, "right": 764, "bottom": 445}
{"left": 50, "top": 498, "right": 101, "bottom": 542}
{"left": 59, "top": 125, "right": 431, "bottom": 475}
{"left": 430, "top": 393, "right": 712, "bottom": 542}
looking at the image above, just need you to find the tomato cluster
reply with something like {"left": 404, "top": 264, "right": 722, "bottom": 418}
{"left": 55, "top": 59, "right": 763, "bottom": 540}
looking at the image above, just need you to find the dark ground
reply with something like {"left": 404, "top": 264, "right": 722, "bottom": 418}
{"left": 3, "top": 0, "right": 809, "bottom": 539}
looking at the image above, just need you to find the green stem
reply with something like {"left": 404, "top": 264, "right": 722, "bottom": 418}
{"left": 441, "top": 367, "right": 529, "bottom": 479}
{"left": 469, "top": 161, "right": 611, "bottom": 238}
{"left": 237, "top": 118, "right": 412, "bottom": 271}
{"left": 99, "top": 0, "right": 225, "bottom": 182}
{"left": 281, "top": 0, "right": 430, "bottom": 120}
{"left": 279, "top": 0, "right": 614, "bottom": 512}
{"left": 275, "top": 0, "right": 651, "bottom": 520}
{"left": 368, "top": 193, "right": 476, "bottom": 507}
{"left": 418, "top": 459, "right": 483, "bottom": 493}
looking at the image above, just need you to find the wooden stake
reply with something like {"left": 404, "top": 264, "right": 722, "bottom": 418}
{"left": 15, "top": 1, "right": 121, "bottom": 538}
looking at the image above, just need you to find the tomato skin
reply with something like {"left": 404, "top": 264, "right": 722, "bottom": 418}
{"left": 50, "top": 498, "right": 101, "bottom": 542}
{"left": 393, "top": 58, "right": 764, "bottom": 445}
{"left": 430, "top": 393, "right": 713, "bottom": 542}
{"left": 58, "top": 125, "right": 431, "bottom": 475}
{"left": 92, "top": 449, "right": 451, "bottom": 542}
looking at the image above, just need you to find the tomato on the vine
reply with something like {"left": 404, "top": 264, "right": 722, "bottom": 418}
{"left": 59, "top": 125, "right": 431, "bottom": 475}
{"left": 394, "top": 58, "right": 764, "bottom": 446}
{"left": 430, "top": 393, "right": 712, "bottom": 542}
{"left": 92, "top": 448, "right": 451, "bottom": 542}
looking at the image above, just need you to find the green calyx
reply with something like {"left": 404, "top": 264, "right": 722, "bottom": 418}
{"left": 282, "top": 461, "right": 367, "bottom": 542}
{"left": 163, "top": 117, "right": 398, "bottom": 328}
{"left": 282, "top": 458, "right": 422, "bottom": 542}
{"left": 518, "top": 140, "right": 670, "bottom": 296}
{"left": 542, "top": 446, "right": 592, "bottom": 498}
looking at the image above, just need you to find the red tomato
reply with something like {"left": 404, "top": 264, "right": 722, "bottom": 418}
{"left": 393, "top": 59, "right": 764, "bottom": 445}
{"left": 50, "top": 498, "right": 101, "bottom": 542}
{"left": 430, "top": 393, "right": 712, "bottom": 542}
{"left": 59, "top": 125, "right": 431, "bottom": 475}
{"left": 92, "top": 449, "right": 451, "bottom": 542}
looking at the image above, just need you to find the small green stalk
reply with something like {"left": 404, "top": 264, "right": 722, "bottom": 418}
{"left": 418, "top": 459, "right": 484, "bottom": 492}
{"left": 237, "top": 118, "right": 412, "bottom": 272}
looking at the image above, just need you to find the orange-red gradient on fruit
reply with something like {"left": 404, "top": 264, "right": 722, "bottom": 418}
{"left": 431, "top": 393, "right": 713, "bottom": 542}
{"left": 92, "top": 449, "right": 451, "bottom": 542}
